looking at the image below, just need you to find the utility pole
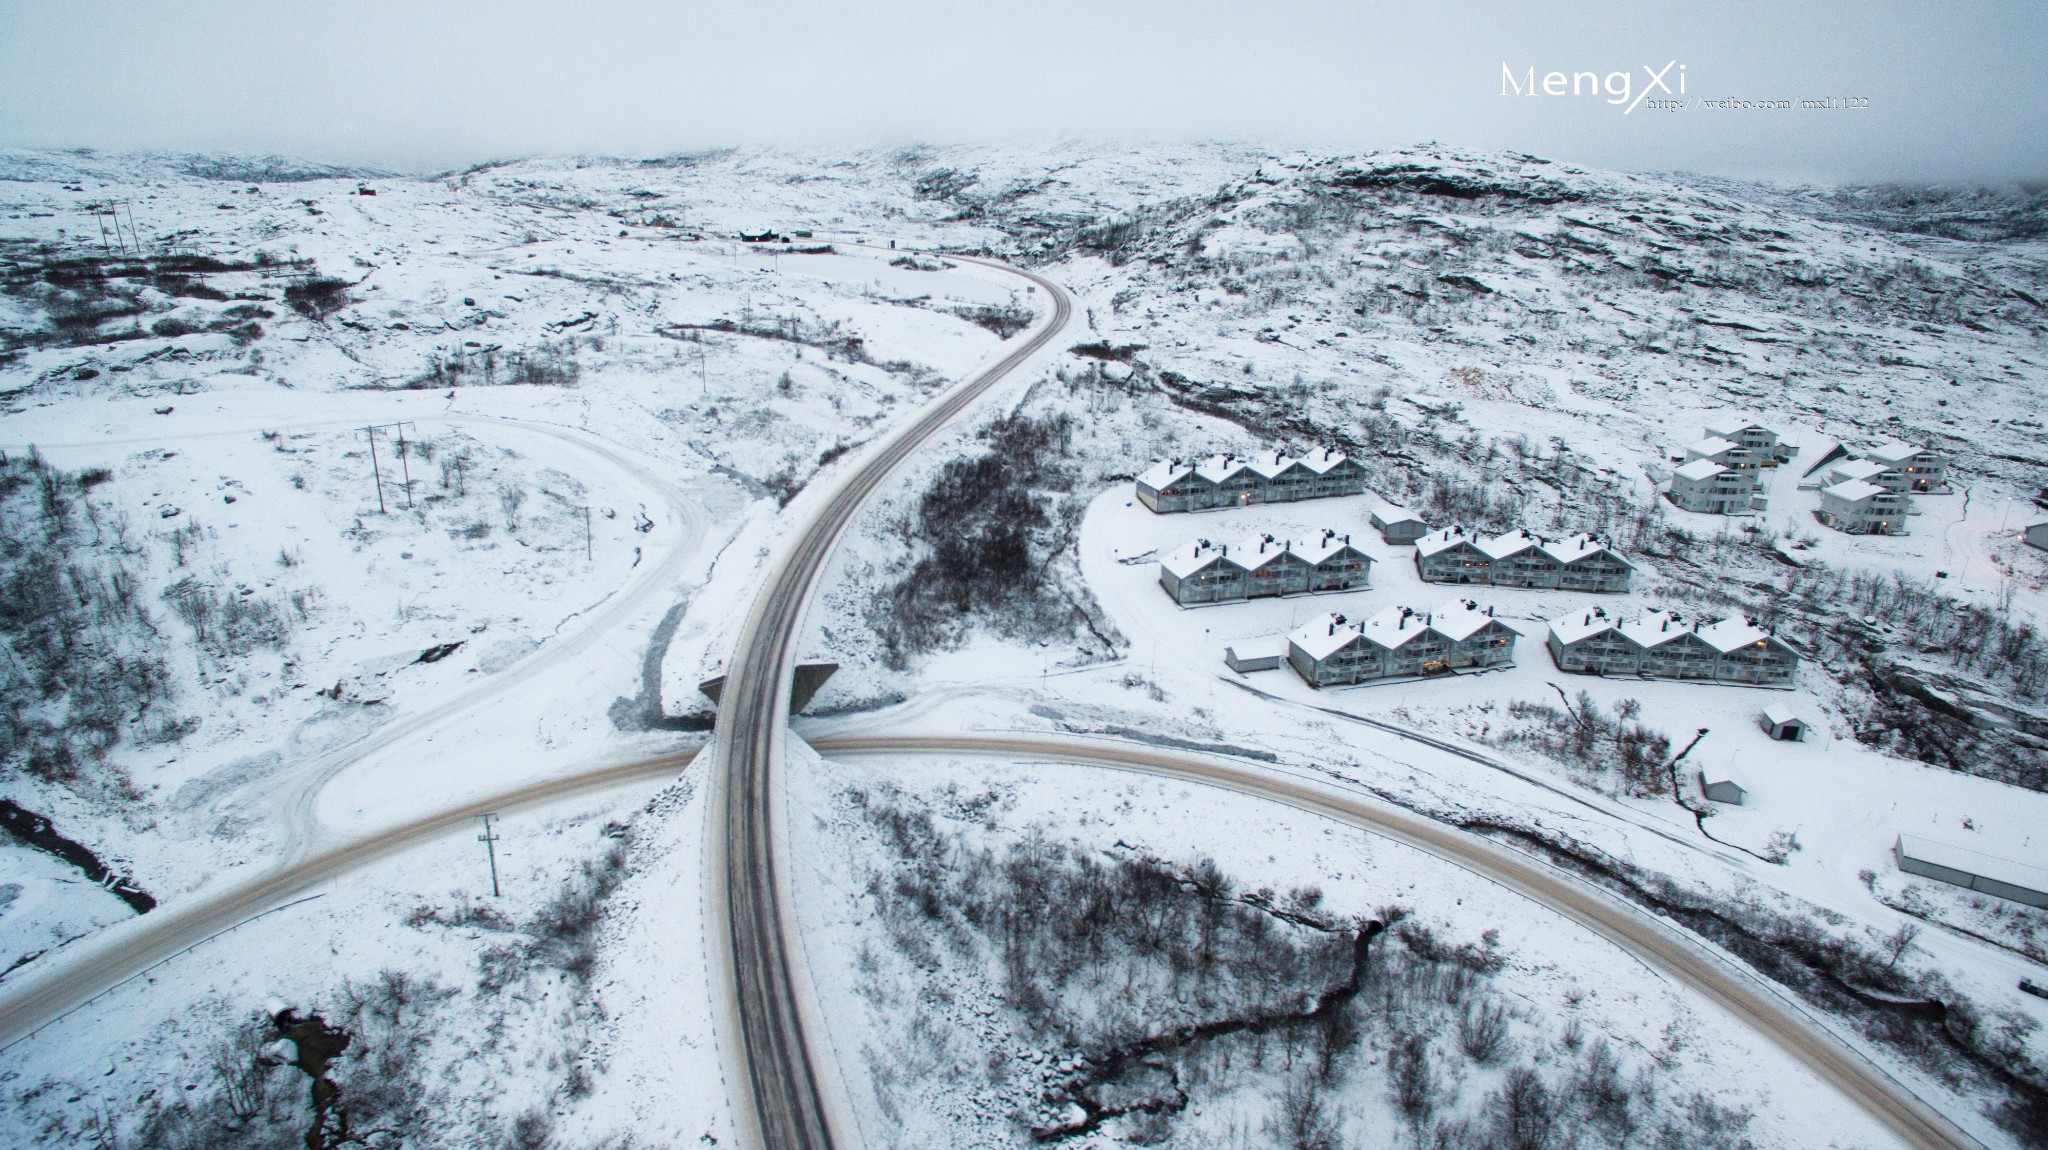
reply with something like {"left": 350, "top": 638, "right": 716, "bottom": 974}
{"left": 478, "top": 813, "right": 502, "bottom": 897}
{"left": 394, "top": 421, "right": 417, "bottom": 510}
{"left": 361, "top": 426, "right": 387, "bottom": 514}
{"left": 583, "top": 505, "right": 593, "bottom": 560}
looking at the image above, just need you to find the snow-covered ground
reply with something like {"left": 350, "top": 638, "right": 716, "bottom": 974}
{"left": 4, "top": 143, "right": 2046, "bottom": 1148}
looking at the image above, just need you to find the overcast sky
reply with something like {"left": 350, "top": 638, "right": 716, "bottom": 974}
{"left": 1, "top": 0, "right": 2041, "bottom": 183}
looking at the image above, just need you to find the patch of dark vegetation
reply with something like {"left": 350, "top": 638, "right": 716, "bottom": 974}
{"left": 0, "top": 248, "right": 295, "bottom": 353}
{"left": 872, "top": 411, "right": 1115, "bottom": 666}
{"left": 658, "top": 315, "right": 934, "bottom": 381}
{"left": 1325, "top": 161, "right": 1587, "bottom": 204}
{"left": 1490, "top": 690, "right": 1673, "bottom": 798}
{"left": 1068, "top": 341, "right": 1145, "bottom": 362}
{"left": 281, "top": 275, "right": 351, "bottom": 322}
{"left": 478, "top": 838, "right": 630, "bottom": 990}
{"left": 1458, "top": 814, "right": 2048, "bottom": 1148}
{"left": 401, "top": 338, "right": 582, "bottom": 389}
{"left": 0, "top": 799, "right": 153, "bottom": 912}
{"left": 853, "top": 787, "right": 1766, "bottom": 1148}
{"left": 0, "top": 450, "right": 178, "bottom": 787}
{"left": 950, "top": 300, "right": 1035, "bottom": 339}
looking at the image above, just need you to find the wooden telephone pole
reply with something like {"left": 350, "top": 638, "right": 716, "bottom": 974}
{"left": 478, "top": 813, "right": 502, "bottom": 897}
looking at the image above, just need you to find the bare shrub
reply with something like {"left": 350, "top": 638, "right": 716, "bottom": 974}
{"left": 1459, "top": 997, "right": 1510, "bottom": 1062}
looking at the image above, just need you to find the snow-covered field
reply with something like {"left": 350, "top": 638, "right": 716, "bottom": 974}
{"left": 3, "top": 143, "right": 2046, "bottom": 1148}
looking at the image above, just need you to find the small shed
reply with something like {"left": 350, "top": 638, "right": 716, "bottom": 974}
{"left": 1371, "top": 505, "right": 1428, "bottom": 544}
{"left": 1759, "top": 704, "right": 1806, "bottom": 741}
{"left": 1896, "top": 835, "right": 2048, "bottom": 909}
{"left": 1698, "top": 772, "right": 1747, "bottom": 806}
{"left": 1224, "top": 639, "right": 1285, "bottom": 674}
{"left": 2026, "top": 522, "right": 2048, "bottom": 553}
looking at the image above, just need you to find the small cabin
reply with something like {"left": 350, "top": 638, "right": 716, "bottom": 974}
{"left": 1759, "top": 704, "right": 1807, "bottom": 741}
{"left": 1371, "top": 505, "right": 1428, "bottom": 544}
{"left": 1224, "top": 639, "right": 1285, "bottom": 674}
{"left": 1699, "top": 773, "right": 1747, "bottom": 806}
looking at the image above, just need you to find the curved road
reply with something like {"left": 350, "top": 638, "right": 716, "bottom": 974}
{"left": 807, "top": 732, "right": 1982, "bottom": 1150}
{"left": 707, "top": 258, "right": 1075, "bottom": 1150}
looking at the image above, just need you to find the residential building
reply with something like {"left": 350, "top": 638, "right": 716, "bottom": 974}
{"left": 1479, "top": 529, "right": 1558, "bottom": 587}
{"left": 1371, "top": 505, "right": 1428, "bottom": 544}
{"left": 1696, "top": 616, "right": 1800, "bottom": 686}
{"left": 1704, "top": 414, "right": 1796, "bottom": 464}
{"left": 1684, "top": 435, "right": 1752, "bottom": 470}
{"left": 1864, "top": 441, "right": 1948, "bottom": 493}
{"left": 1546, "top": 607, "right": 1640, "bottom": 674}
{"left": 1667, "top": 458, "right": 1758, "bottom": 514}
{"left": 1286, "top": 598, "right": 1518, "bottom": 687}
{"left": 1546, "top": 608, "right": 1798, "bottom": 686}
{"left": 1826, "top": 457, "right": 1903, "bottom": 493}
{"left": 1414, "top": 526, "right": 1493, "bottom": 584}
{"left": 1417, "top": 528, "right": 1632, "bottom": 592}
{"left": 1157, "top": 531, "right": 1371, "bottom": 606}
{"left": 1135, "top": 448, "right": 1364, "bottom": 513}
{"left": 1818, "top": 478, "right": 1910, "bottom": 535}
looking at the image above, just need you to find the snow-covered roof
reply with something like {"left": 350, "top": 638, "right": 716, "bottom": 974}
{"left": 1686, "top": 436, "right": 1741, "bottom": 458}
{"left": 1828, "top": 458, "right": 1890, "bottom": 483}
{"left": 1761, "top": 703, "right": 1803, "bottom": 727}
{"left": 1296, "top": 447, "right": 1354, "bottom": 475}
{"left": 1193, "top": 454, "right": 1252, "bottom": 484}
{"left": 1479, "top": 528, "right": 1542, "bottom": 560}
{"left": 1231, "top": 533, "right": 1298, "bottom": 570}
{"left": 1244, "top": 451, "right": 1302, "bottom": 480}
{"left": 1289, "top": 613, "right": 1364, "bottom": 661}
{"left": 1823, "top": 478, "right": 1888, "bottom": 503}
{"left": 1290, "top": 529, "right": 1365, "bottom": 566}
{"left": 1540, "top": 533, "right": 1628, "bottom": 567}
{"left": 1695, "top": 616, "right": 1780, "bottom": 655}
{"left": 1160, "top": 540, "right": 1231, "bottom": 579}
{"left": 1430, "top": 598, "right": 1503, "bottom": 641}
{"left": 1548, "top": 607, "right": 1617, "bottom": 646}
{"left": 1359, "top": 605, "right": 1434, "bottom": 651}
{"left": 1415, "top": 525, "right": 1482, "bottom": 558}
{"left": 1866, "top": 440, "right": 1927, "bottom": 466}
{"left": 1371, "top": 504, "right": 1424, "bottom": 528}
{"left": 1618, "top": 609, "right": 1697, "bottom": 650}
{"left": 1673, "top": 458, "right": 1727, "bottom": 481}
{"left": 1137, "top": 458, "right": 1201, "bottom": 490}
{"left": 1897, "top": 835, "right": 2048, "bottom": 897}
{"left": 1705, "top": 414, "right": 1769, "bottom": 438}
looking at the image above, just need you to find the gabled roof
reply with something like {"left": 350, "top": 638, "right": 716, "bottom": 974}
{"left": 1296, "top": 447, "right": 1356, "bottom": 475}
{"left": 1359, "top": 605, "right": 1435, "bottom": 651}
{"left": 1705, "top": 413, "right": 1769, "bottom": 438}
{"left": 1762, "top": 703, "right": 1802, "bottom": 726}
{"left": 1290, "top": 612, "right": 1364, "bottom": 661}
{"left": 1415, "top": 525, "right": 1485, "bottom": 559}
{"left": 1548, "top": 607, "right": 1617, "bottom": 646}
{"left": 1823, "top": 478, "right": 1889, "bottom": 503}
{"left": 1686, "top": 436, "right": 1742, "bottom": 458}
{"left": 1137, "top": 458, "right": 1202, "bottom": 490}
{"left": 1231, "top": 533, "right": 1301, "bottom": 570}
{"left": 1541, "top": 533, "right": 1630, "bottom": 568}
{"left": 1828, "top": 458, "right": 1890, "bottom": 483}
{"left": 1160, "top": 540, "right": 1234, "bottom": 579}
{"left": 1291, "top": 529, "right": 1367, "bottom": 566}
{"left": 1193, "top": 454, "right": 1253, "bottom": 484}
{"left": 1371, "top": 504, "right": 1426, "bottom": 528}
{"left": 1244, "top": 451, "right": 1305, "bottom": 480}
{"left": 1695, "top": 616, "right": 1785, "bottom": 655}
{"left": 1866, "top": 440, "right": 1927, "bottom": 466}
{"left": 1673, "top": 458, "right": 1728, "bottom": 482}
{"left": 1479, "top": 528, "right": 1544, "bottom": 561}
{"left": 1430, "top": 598, "right": 1505, "bottom": 642}
{"left": 1619, "top": 609, "right": 1703, "bottom": 651}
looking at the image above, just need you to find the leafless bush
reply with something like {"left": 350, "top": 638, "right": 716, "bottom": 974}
{"left": 1458, "top": 998, "right": 1510, "bottom": 1063}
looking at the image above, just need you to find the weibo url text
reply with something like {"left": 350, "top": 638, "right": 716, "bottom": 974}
{"left": 1642, "top": 96, "right": 1871, "bottom": 112}
{"left": 1502, "top": 61, "right": 1869, "bottom": 115}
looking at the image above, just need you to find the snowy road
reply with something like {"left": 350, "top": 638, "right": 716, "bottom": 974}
{"left": 705, "top": 254, "right": 1076, "bottom": 1150}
